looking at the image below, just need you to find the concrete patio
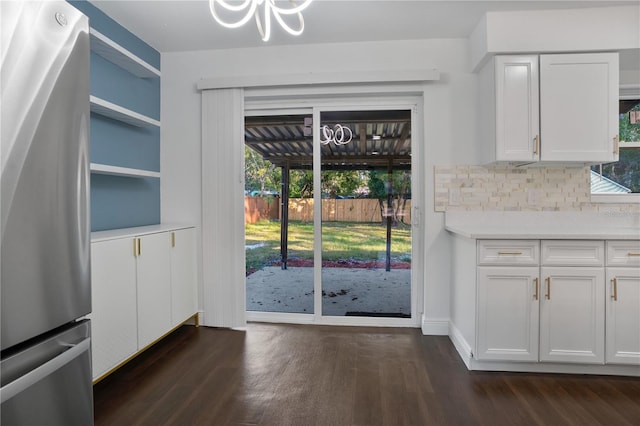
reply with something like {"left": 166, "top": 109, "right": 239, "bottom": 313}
{"left": 246, "top": 266, "right": 411, "bottom": 316}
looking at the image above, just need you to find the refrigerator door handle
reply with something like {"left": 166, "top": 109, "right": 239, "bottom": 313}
{"left": 0, "top": 338, "right": 90, "bottom": 404}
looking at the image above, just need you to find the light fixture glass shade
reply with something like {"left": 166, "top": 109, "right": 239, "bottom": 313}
{"left": 209, "top": 0, "right": 313, "bottom": 42}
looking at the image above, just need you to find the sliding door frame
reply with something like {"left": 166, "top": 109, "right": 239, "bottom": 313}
{"left": 245, "top": 91, "right": 424, "bottom": 327}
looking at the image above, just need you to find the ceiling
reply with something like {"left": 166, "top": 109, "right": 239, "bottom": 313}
{"left": 89, "top": 0, "right": 637, "bottom": 53}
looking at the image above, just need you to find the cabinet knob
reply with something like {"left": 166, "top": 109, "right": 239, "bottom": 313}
{"left": 533, "top": 135, "right": 539, "bottom": 155}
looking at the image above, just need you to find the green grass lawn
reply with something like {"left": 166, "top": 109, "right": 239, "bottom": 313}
{"left": 245, "top": 220, "right": 411, "bottom": 272}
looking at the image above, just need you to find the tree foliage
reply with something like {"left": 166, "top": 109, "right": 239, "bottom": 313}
{"left": 290, "top": 170, "right": 313, "bottom": 198}
{"left": 367, "top": 170, "right": 411, "bottom": 226}
{"left": 244, "top": 147, "right": 280, "bottom": 194}
{"left": 321, "top": 170, "right": 360, "bottom": 198}
{"left": 244, "top": 145, "right": 413, "bottom": 210}
{"left": 593, "top": 104, "right": 640, "bottom": 193}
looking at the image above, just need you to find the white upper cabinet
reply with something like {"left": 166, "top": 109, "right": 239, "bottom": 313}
{"left": 495, "top": 56, "right": 540, "bottom": 163}
{"left": 540, "top": 53, "right": 619, "bottom": 163}
{"left": 480, "top": 52, "right": 619, "bottom": 164}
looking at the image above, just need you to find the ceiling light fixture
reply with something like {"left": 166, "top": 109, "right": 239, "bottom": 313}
{"left": 209, "top": 0, "right": 313, "bottom": 42}
{"left": 320, "top": 124, "right": 353, "bottom": 146}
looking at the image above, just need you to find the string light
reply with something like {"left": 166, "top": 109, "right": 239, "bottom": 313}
{"left": 209, "top": 0, "right": 313, "bottom": 42}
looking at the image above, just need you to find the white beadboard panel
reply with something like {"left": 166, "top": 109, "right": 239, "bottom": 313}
{"left": 201, "top": 88, "right": 246, "bottom": 328}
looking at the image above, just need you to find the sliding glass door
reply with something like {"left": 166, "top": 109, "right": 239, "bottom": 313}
{"left": 317, "top": 109, "right": 413, "bottom": 320}
{"left": 245, "top": 101, "right": 419, "bottom": 326}
{"left": 244, "top": 112, "right": 315, "bottom": 316}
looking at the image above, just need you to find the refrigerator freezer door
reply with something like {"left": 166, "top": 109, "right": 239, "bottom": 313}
{"left": 0, "top": 320, "right": 93, "bottom": 425}
{"left": 1, "top": 1, "right": 91, "bottom": 350}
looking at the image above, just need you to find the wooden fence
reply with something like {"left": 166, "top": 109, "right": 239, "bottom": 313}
{"left": 244, "top": 196, "right": 280, "bottom": 224}
{"left": 245, "top": 197, "right": 411, "bottom": 224}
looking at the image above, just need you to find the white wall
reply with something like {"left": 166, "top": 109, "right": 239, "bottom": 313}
{"left": 161, "top": 38, "right": 478, "bottom": 330}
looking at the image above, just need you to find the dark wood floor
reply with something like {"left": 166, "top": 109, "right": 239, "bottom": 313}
{"left": 94, "top": 323, "right": 640, "bottom": 426}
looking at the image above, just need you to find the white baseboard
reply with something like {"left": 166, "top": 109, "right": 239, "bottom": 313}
{"left": 421, "top": 316, "right": 449, "bottom": 335}
{"left": 448, "top": 322, "right": 473, "bottom": 370}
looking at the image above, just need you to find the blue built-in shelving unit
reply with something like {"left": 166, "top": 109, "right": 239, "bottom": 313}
{"left": 69, "top": 1, "right": 161, "bottom": 231}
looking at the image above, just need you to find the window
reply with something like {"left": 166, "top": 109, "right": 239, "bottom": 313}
{"left": 591, "top": 98, "right": 640, "bottom": 201}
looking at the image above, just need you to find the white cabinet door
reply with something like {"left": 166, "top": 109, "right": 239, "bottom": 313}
{"left": 136, "top": 232, "right": 172, "bottom": 349}
{"left": 170, "top": 227, "right": 197, "bottom": 326}
{"left": 606, "top": 267, "right": 640, "bottom": 365}
{"left": 540, "top": 267, "right": 605, "bottom": 364}
{"left": 539, "top": 53, "right": 619, "bottom": 163}
{"left": 476, "top": 267, "right": 540, "bottom": 361}
{"left": 495, "top": 56, "right": 540, "bottom": 163}
{"left": 89, "top": 238, "right": 138, "bottom": 380}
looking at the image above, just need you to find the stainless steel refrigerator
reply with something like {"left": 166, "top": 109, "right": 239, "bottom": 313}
{"left": 1, "top": 1, "right": 93, "bottom": 424}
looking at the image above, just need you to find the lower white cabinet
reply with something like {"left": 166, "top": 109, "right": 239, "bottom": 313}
{"left": 606, "top": 266, "right": 640, "bottom": 365}
{"left": 475, "top": 240, "right": 614, "bottom": 367}
{"left": 89, "top": 238, "right": 138, "bottom": 379}
{"left": 135, "top": 232, "right": 172, "bottom": 349}
{"left": 476, "top": 267, "right": 539, "bottom": 361}
{"left": 170, "top": 228, "right": 197, "bottom": 326}
{"left": 90, "top": 225, "right": 197, "bottom": 381}
{"left": 539, "top": 267, "right": 605, "bottom": 364}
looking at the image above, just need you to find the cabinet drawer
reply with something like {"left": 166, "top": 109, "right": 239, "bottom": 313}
{"left": 541, "top": 240, "right": 604, "bottom": 266}
{"left": 477, "top": 240, "right": 539, "bottom": 266}
{"left": 607, "top": 240, "right": 640, "bottom": 267}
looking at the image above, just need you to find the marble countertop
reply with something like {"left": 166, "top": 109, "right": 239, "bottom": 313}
{"left": 445, "top": 211, "right": 640, "bottom": 240}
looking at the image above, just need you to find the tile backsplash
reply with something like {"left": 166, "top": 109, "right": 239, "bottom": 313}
{"left": 434, "top": 165, "right": 639, "bottom": 213}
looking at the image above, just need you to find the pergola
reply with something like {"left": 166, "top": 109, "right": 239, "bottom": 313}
{"left": 244, "top": 110, "right": 412, "bottom": 271}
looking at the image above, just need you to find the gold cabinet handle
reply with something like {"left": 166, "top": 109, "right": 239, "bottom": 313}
{"left": 611, "top": 277, "right": 618, "bottom": 301}
{"left": 614, "top": 134, "right": 619, "bottom": 155}
{"left": 628, "top": 252, "right": 640, "bottom": 257}
{"left": 133, "top": 238, "right": 141, "bottom": 257}
{"left": 533, "top": 135, "right": 539, "bottom": 155}
{"left": 136, "top": 238, "right": 141, "bottom": 257}
{"left": 545, "top": 277, "right": 551, "bottom": 300}
{"left": 498, "top": 251, "right": 523, "bottom": 255}
{"left": 171, "top": 232, "right": 175, "bottom": 248}
{"left": 533, "top": 277, "right": 539, "bottom": 301}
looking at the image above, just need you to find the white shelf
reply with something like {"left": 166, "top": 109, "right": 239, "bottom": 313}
{"left": 90, "top": 28, "right": 160, "bottom": 79}
{"left": 90, "top": 163, "right": 161, "bottom": 179}
{"left": 90, "top": 96, "right": 160, "bottom": 128}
